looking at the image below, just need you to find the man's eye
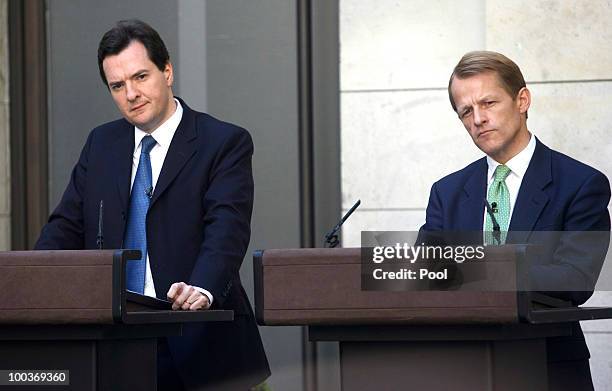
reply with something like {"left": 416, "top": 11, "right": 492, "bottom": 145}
{"left": 485, "top": 101, "right": 495, "bottom": 107}
{"left": 460, "top": 109, "right": 472, "bottom": 119}
{"left": 137, "top": 74, "right": 147, "bottom": 80}
{"left": 110, "top": 84, "right": 122, "bottom": 91}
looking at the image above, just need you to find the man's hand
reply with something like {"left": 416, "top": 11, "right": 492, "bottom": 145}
{"left": 167, "top": 282, "right": 211, "bottom": 311}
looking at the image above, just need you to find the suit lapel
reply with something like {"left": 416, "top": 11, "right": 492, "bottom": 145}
{"left": 459, "top": 158, "right": 488, "bottom": 231}
{"left": 507, "top": 138, "right": 552, "bottom": 243}
{"left": 111, "top": 120, "right": 135, "bottom": 213}
{"left": 149, "top": 99, "right": 198, "bottom": 207}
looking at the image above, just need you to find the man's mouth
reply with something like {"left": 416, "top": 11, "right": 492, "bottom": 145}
{"left": 131, "top": 102, "right": 147, "bottom": 112}
{"left": 478, "top": 129, "right": 495, "bottom": 138}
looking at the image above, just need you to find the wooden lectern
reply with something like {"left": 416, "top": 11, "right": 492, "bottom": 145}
{"left": 0, "top": 250, "right": 233, "bottom": 391}
{"left": 254, "top": 247, "right": 612, "bottom": 391}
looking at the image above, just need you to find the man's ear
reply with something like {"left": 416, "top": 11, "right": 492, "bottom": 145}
{"left": 164, "top": 62, "right": 174, "bottom": 86}
{"left": 517, "top": 87, "right": 531, "bottom": 114}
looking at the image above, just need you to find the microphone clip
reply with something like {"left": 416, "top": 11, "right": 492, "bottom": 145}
{"left": 484, "top": 199, "right": 502, "bottom": 245}
{"left": 491, "top": 201, "right": 498, "bottom": 213}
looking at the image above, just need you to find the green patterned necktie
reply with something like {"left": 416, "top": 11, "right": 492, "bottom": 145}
{"left": 485, "top": 164, "right": 511, "bottom": 245}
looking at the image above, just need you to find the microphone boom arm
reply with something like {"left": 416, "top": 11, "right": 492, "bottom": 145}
{"left": 324, "top": 199, "right": 361, "bottom": 248}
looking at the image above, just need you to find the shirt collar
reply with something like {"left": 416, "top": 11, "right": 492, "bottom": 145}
{"left": 486, "top": 133, "right": 536, "bottom": 181}
{"left": 134, "top": 98, "right": 183, "bottom": 149}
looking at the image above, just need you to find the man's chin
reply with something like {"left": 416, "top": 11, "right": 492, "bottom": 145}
{"left": 475, "top": 142, "right": 501, "bottom": 158}
{"left": 127, "top": 116, "right": 153, "bottom": 132}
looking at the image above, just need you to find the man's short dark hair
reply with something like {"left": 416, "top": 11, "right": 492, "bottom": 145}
{"left": 97, "top": 19, "right": 170, "bottom": 86}
{"left": 448, "top": 51, "right": 526, "bottom": 112}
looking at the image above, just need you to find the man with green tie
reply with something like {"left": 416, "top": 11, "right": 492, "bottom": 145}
{"left": 419, "top": 51, "right": 610, "bottom": 390}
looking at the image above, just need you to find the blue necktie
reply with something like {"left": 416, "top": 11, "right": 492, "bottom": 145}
{"left": 124, "top": 135, "right": 156, "bottom": 293}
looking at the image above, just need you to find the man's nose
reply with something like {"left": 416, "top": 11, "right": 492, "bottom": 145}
{"left": 473, "top": 107, "right": 486, "bottom": 126}
{"left": 125, "top": 82, "right": 140, "bottom": 102}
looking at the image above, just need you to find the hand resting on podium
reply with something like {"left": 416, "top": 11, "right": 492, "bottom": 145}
{"left": 167, "top": 282, "right": 212, "bottom": 311}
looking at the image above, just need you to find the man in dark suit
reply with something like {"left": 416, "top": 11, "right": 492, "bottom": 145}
{"left": 35, "top": 19, "right": 270, "bottom": 390}
{"left": 419, "top": 51, "right": 610, "bottom": 390}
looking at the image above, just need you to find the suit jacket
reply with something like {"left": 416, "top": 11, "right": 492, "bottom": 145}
{"left": 419, "top": 137, "right": 611, "bottom": 362}
{"left": 35, "top": 97, "right": 270, "bottom": 389}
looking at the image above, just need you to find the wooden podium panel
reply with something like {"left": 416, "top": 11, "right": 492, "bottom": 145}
{"left": 309, "top": 323, "right": 572, "bottom": 391}
{"left": 0, "top": 250, "right": 234, "bottom": 391}
{"left": 0, "top": 324, "right": 178, "bottom": 391}
{"left": 254, "top": 247, "right": 521, "bottom": 325}
{"left": 253, "top": 246, "right": 612, "bottom": 391}
{"left": 0, "top": 250, "right": 233, "bottom": 325}
{"left": 0, "top": 250, "right": 118, "bottom": 324}
{"left": 338, "top": 338, "right": 547, "bottom": 391}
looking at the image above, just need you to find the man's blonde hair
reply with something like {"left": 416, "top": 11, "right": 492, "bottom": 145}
{"left": 448, "top": 51, "right": 526, "bottom": 112}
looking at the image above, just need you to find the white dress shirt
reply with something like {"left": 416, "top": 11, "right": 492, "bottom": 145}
{"left": 131, "top": 99, "right": 213, "bottom": 304}
{"left": 483, "top": 133, "right": 537, "bottom": 230}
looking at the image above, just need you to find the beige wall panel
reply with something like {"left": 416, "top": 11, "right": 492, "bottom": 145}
{"left": 0, "top": 215, "right": 8, "bottom": 251}
{"left": 0, "top": 0, "right": 7, "bottom": 103}
{"left": 341, "top": 90, "right": 483, "bottom": 211}
{"left": 0, "top": 102, "right": 8, "bottom": 215}
{"left": 340, "top": 0, "right": 485, "bottom": 90}
{"left": 341, "top": 209, "right": 426, "bottom": 247}
{"left": 487, "top": 1, "right": 612, "bottom": 81}
{"left": 527, "top": 82, "right": 612, "bottom": 184}
{"left": 582, "top": 333, "right": 612, "bottom": 390}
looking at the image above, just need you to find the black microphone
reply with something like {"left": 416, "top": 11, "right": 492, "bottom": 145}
{"left": 484, "top": 199, "right": 501, "bottom": 245}
{"left": 96, "top": 200, "right": 104, "bottom": 250}
{"left": 324, "top": 200, "right": 361, "bottom": 248}
{"left": 145, "top": 186, "right": 154, "bottom": 199}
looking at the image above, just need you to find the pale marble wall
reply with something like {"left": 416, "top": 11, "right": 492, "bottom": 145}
{"left": 340, "top": 0, "right": 485, "bottom": 90}
{"left": 0, "top": 0, "right": 9, "bottom": 251}
{"left": 340, "top": 0, "right": 486, "bottom": 246}
{"left": 486, "top": 0, "right": 612, "bottom": 82}
{"left": 340, "top": 0, "right": 612, "bottom": 388}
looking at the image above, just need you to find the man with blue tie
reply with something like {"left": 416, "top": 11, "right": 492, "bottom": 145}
{"left": 420, "top": 51, "right": 610, "bottom": 390}
{"left": 35, "top": 19, "right": 270, "bottom": 390}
